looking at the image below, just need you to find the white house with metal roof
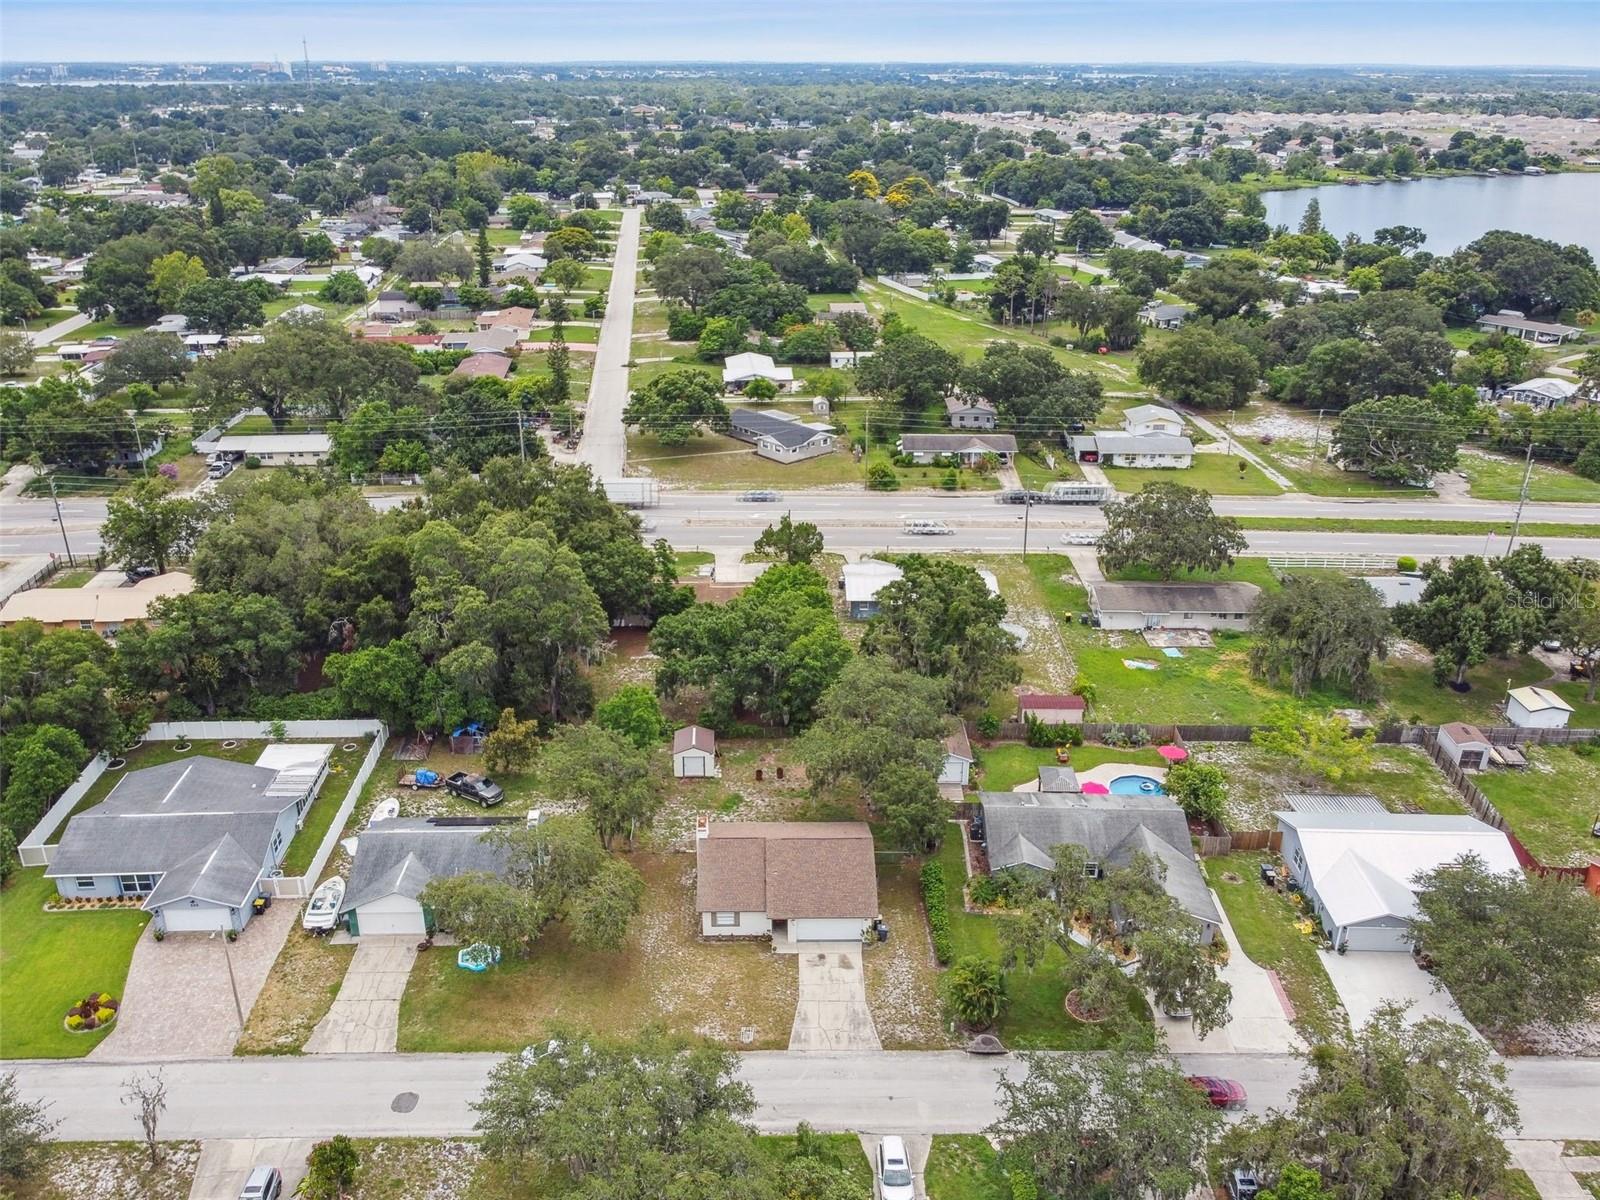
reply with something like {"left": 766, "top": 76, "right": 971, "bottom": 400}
{"left": 842, "top": 560, "right": 903, "bottom": 620}
{"left": 722, "top": 352, "right": 798, "bottom": 393}
{"left": 1274, "top": 811, "right": 1521, "bottom": 952}
{"left": 1499, "top": 377, "right": 1580, "bottom": 410}
{"left": 1505, "top": 685, "right": 1574, "bottom": 729}
{"left": 212, "top": 432, "right": 332, "bottom": 466}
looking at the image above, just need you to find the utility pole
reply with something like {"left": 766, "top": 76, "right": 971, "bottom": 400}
{"left": 517, "top": 414, "right": 527, "bottom": 464}
{"left": 1504, "top": 440, "right": 1535, "bottom": 555}
{"left": 47, "top": 475, "right": 75, "bottom": 565}
{"left": 1310, "top": 408, "right": 1324, "bottom": 457}
{"left": 302, "top": 38, "right": 311, "bottom": 93}
{"left": 131, "top": 422, "right": 149, "bottom": 478}
{"left": 1020, "top": 493, "right": 1032, "bottom": 558}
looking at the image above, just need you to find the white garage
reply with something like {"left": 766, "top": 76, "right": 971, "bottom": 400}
{"left": 340, "top": 817, "right": 510, "bottom": 939}
{"left": 154, "top": 897, "right": 240, "bottom": 933}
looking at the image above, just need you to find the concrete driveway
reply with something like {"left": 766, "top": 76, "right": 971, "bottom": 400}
{"left": 856, "top": 1132, "right": 930, "bottom": 1199}
{"left": 1322, "top": 949, "right": 1481, "bottom": 1038}
{"left": 789, "top": 944, "right": 881, "bottom": 1051}
{"left": 304, "top": 936, "right": 417, "bottom": 1054}
{"left": 1158, "top": 888, "right": 1305, "bottom": 1055}
{"left": 92, "top": 900, "right": 299, "bottom": 1061}
{"left": 189, "top": 1138, "right": 315, "bottom": 1200}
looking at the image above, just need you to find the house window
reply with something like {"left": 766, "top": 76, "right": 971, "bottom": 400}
{"left": 79, "top": 620, "right": 95, "bottom": 630}
{"left": 118, "top": 874, "right": 157, "bottom": 895}
{"left": 1292, "top": 848, "right": 1305, "bottom": 870}
{"left": 1083, "top": 861, "right": 1100, "bottom": 878}
{"left": 75, "top": 877, "right": 95, "bottom": 890}
{"left": 271, "top": 830, "right": 284, "bottom": 856}
{"left": 712, "top": 912, "right": 739, "bottom": 927}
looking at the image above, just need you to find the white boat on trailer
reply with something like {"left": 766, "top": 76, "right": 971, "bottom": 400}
{"left": 302, "top": 876, "right": 345, "bottom": 933}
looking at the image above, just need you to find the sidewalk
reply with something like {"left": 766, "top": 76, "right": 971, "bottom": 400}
{"left": 1509, "top": 1141, "right": 1595, "bottom": 1200}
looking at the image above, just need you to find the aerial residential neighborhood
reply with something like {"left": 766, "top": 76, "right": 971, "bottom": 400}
{"left": 2, "top": 6, "right": 1600, "bottom": 1200}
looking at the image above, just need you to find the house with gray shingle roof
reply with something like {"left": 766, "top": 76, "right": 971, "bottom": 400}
{"left": 979, "top": 788, "right": 1220, "bottom": 943}
{"left": 339, "top": 817, "right": 514, "bottom": 937}
{"left": 45, "top": 753, "right": 328, "bottom": 934}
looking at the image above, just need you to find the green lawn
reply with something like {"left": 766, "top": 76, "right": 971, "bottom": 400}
{"left": 673, "top": 550, "right": 715, "bottom": 575}
{"left": 60, "top": 318, "right": 145, "bottom": 343}
{"left": 278, "top": 740, "right": 373, "bottom": 876}
{"left": 1015, "top": 449, "right": 1085, "bottom": 490}
{"left": 0, "top": 869, "right": 149, "bottom": 1059}
{"left": 925, "top": 1135, "right": 1010, "bottom": 1200}
{"left": 1237, "top": 516, "right": 1600, "bottom": 539}
{"left": 973, "top": 743, "right": 1168, "bottom": 791}
{"left": 1202, "top": 854, "right": 1345, "bottom": 1043}
{"left": 1103, "top": 454, "right": 1283, "bottom": 497}
{"left": 1374, "top": 654, "right": 1600, "bottom": 727}
{"left": 626, "top": 432, "right": 865, "bottom": 489}
{"left": 931, "top": 837, "right": 1154, "bottom": 1051}
{"left": 48, "top": 569, "right": 94, "bottom": 588}
{"left": 1245, "top": 437, "right": 1432, "bottom": 498}
{"left": 1103, "top": 557, "right": 1283, "bottom": 592}
{"left": 1460, "top": 452, "right": 1600, "bottom": 503}
{"left": 752, "top": 1133, "right": 873, "bottom": 1192}
{"left": 1475, "top": 744, "right": 1600, "bottom": 867}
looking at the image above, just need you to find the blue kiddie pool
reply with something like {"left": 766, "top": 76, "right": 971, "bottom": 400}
{"left": 1109, "top": 774, "right": 1166, "bottom": 796}
{"left": 457, "top": 943, "right": 501, "bottom": 972}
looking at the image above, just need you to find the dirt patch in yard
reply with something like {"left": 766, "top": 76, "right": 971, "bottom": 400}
{"left": 866, "top": 861, "right": 958, "bottom": 1049}
{"left": 397, "top": 851, "right": 798, "bottom": 1052}
{"left": 236, "top": 926, "right": 355, "bottom": 1055}
{"left": 9, "top": 1141, "right": 200, "bottom": 1200}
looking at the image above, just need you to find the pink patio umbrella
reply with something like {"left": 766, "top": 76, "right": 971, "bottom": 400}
{"left": 1081, "top": 781, "right": 1110, "bottom": 794}
{"left": 1157, "top": 744, "right": 1189, "bottom": 763}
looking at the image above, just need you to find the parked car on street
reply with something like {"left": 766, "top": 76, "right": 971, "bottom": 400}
{"left": 445, "top": 771, "right": 505, "bottom": 807}
{"left": 739, "top": 490, "right": 781, "bottom": 502}
{"left": 1187, "top": 1075, "right": 1247, "bottom": 1110}
{"left": 904, "top": 519, "right": 953, "bottom": 535}
{"left": 875, "top": 1136, "right": 916, "bottom": 1200}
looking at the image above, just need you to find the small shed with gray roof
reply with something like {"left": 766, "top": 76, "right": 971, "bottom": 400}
{"left": 340, "top": 817, "right": 515, "bottom": 937}
{"left": 978, "top": 790, "right": 1220, "bottom": 943}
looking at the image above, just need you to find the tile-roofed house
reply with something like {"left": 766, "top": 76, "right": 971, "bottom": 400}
{"left": 44, "top": 751, "right": 329, "bottom": 933}
{"left": 695, "top": 818, "right": 878, "bottom": 943}
{"left": 1017, "top": 693, "right": 1086, "bottom": 725}
{"left": 1274, "top": 810, "right": 1520, "bottom": 951}
{"left": 979, "top": 790, "right": 1220, "bottom": 942}
{"left": 451, "top": 353, "right": 514, "bottom": 380}
{"left": 897, "top": 433, "right": 1017, "bottom": 466}
{"left": 339, "top": 818, "right": 515, "bottom": 937}
{"left": 672, "top": 725, "right": 720, "bottom": 778}
{"left": 0, "top": 571, "right": 194, "bottom": 636}
{"left": 1088, "top": 581, "right": 1261, "bottom": 632}
{"left": 726, "top": 408, "right": 836, "bottom": 463}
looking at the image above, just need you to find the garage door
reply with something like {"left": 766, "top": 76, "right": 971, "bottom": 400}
{"left": 1342, "top": 924, "right": 1408, "bottom": 953}
{"left": 159, "top": 902, "right": 232, "bottom": 932}
{"left": 353, "top": 906, "right": 425, "bottom": 937}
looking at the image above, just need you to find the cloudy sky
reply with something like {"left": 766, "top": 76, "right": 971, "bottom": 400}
{"left": 3, "top": 0, "right": 1597, "bottom": 67}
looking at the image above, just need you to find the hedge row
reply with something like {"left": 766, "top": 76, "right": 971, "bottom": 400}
{"left": 921, "top": 861, "right": 953, "bottom": 965}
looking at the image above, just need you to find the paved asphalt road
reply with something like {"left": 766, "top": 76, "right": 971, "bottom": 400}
{"left": 8, "top": 1052, "right": 1597, "bottom": 1140}
{"left": 575, "top": 206, "right": 642, "bottom": 482}
{"left": 6, "top": 488, "right": 1600, "bottom": 561}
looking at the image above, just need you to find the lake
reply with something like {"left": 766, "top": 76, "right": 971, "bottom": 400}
{"left": 1261, "top": 172, "right": 1600, "bottom": 260}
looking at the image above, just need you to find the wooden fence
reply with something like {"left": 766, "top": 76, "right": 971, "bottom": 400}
{"left": 974, "top": 720, "right": 1424, "bottom": 747}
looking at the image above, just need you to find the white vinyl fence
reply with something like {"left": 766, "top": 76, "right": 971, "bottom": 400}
{"left": 18, "top": 720, "right": 389, "bottom": 898}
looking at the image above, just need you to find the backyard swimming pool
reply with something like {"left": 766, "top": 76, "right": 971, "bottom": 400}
{"left": 1109, "top": 774, "right": 1166, "bottom": 796}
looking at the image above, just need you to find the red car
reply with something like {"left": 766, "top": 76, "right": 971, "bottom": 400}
{"left": 1187, "top": 1075, "right": 1247, "bottom": 1110}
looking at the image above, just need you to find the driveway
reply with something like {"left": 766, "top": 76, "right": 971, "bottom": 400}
{"left": 1158, "top": 888, "right": 1305, "bottom": 1055}
{"left": 189, "top": 1138, "right": 316, "bottom": 1200}
{"left": 789, "top": 944, "right": 881, "bottom": 1051}
{"left": 856, "top": 1132, "right": 930, "bottom": 1199}
{"left": 304, "top": 936, "right": 417, "bottom": 1054}
{"left": 92, "top": 900, "right": 299, "bottom": 1060}
{"left": 1321, "top": 949, "right": 1482, "bottom": 1039}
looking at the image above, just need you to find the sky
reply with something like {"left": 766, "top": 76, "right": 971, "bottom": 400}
{"left": 2, "top": 0, "right": 1598, "bottom": 67}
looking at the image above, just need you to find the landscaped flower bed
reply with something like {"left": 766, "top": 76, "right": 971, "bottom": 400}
{"left": 64, "top": 992, "right": 119, "bottom": 1032}
{"left": 44, "top": 896, "right": 145, "bottom": 912}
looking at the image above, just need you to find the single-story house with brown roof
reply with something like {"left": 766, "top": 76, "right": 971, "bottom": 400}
{"left": 672, "top": 725, "right": 719, "bottom": 778}
{"left": 940, "top": 723, "right": 974, "bottom": 787}
{"left": 452, "top": 353, "right": 514, "bottom": 380}
{"left": 0, "top": 571, "right": 194, "bottom": 636}
{"left": 1018, "top": 692, "right": 1086, "bottom": 726}
{"left": 694, "top": 817, "right": 878, "bottom": 943}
